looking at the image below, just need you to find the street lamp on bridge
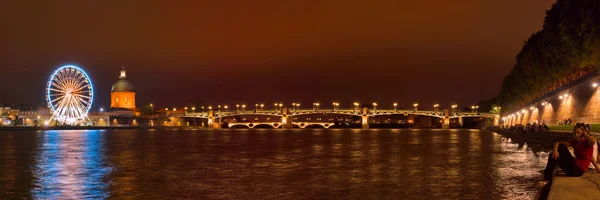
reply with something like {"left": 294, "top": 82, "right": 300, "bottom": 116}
{"left": 393, "top": 103, "right": 398, "bottom": 111}
{"left": 242, "top": 104, "right": 246, "bottom": 111}
{"left": 224, "top": 105, "right": 228, "bottom": 112}
{"left": 354, "top": 102, "right": 359, "bottom": 112}
{"left": 333, "top": 102, "right": 339, "bottom": 111}
{"left": 192, "top": 107, "right": 196, "bottom": 113}
{"left": 236, "top": 104, "right": 240, "bottom": 112}
{"left": 451, "top": 104, "right": 457, "bottom": 112}
{"left": 260, "top": 104, "right": 264, "bottom": 111}
{"left": 433, "top": 104, "right": 439, "bottom": 112}
{"left": 372, "top": 102, "right": 377, "bottom": 110}
{"left": 184, "top": 107, "right": 188, "bottom": 114}
{"left": 413, "top": 103, "right": 419, "bottom": 111}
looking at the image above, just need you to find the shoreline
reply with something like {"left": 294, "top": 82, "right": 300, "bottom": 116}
{"left": 490, "top": 128, "right": 600, "bottom": 200}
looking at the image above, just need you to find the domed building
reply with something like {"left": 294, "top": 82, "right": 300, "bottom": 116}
{"left": 110, "top": 67, "right": 136, "bottom": 109}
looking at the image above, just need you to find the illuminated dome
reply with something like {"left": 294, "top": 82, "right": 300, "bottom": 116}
{"left": 111, "top": 67, "right": 135, "bottom": 92}
{"left": 110, "top": 67, "right": 136, "bottom": 109}
{"left": 111, "top": 79, "right": 135, "bottom": 92}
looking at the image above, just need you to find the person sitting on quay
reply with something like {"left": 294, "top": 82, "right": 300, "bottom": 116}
{"left": 542, "top": 123, "right": 549, "bottom": 131}
{"left": 543, "top": 123, "right": 600, "bottom": 182}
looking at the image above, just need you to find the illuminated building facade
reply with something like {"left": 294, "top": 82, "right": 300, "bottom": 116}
{"left": 110, "top": 67, "right": 136, "bottom": 110}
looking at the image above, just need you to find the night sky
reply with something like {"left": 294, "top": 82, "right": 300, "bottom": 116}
{"left": 0, "top": 0, "right": 555, "bottom": 110}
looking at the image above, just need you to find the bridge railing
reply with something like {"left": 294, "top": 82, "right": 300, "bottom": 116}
{"left": 180, "top": 109, "right": 499, "bottom": 118}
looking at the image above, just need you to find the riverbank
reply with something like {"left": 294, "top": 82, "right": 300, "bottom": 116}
{"left": 490, "top": 128, "right": 600, "bottom": 199}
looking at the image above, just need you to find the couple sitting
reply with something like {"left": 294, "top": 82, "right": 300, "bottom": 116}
{"left": 544, "top": 123, "right": 600, "bottom": 181}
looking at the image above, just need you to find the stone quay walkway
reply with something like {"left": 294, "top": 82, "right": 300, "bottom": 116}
{"left": 490, "top": 128, "right": 600, "bottom": 199}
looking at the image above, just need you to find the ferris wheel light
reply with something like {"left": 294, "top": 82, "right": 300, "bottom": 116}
{"left": 46, "top": 65, "right": 94, "bottom": 125}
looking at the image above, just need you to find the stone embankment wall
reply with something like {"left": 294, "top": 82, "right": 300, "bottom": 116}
{"left": 504, "top": 76, "right": 600, "bottom": 125}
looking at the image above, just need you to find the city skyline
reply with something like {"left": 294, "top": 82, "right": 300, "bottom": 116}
{"left": 0, "top": 0, "right": 556, "bottom": 108}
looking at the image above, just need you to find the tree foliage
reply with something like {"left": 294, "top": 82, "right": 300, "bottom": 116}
{"left": 498, "top": 0, "right": 600, "bottom": 111}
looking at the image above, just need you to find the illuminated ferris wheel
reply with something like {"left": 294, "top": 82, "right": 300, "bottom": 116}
{"left": 46, "top": 65, "right": 94, "bottom": 125}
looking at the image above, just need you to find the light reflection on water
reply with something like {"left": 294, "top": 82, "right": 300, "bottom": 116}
{"left": 32, "top": 130, "right": 111, "bottom": 199}
{"left": 0, "top": 129, "right": 547, "bottom": 200}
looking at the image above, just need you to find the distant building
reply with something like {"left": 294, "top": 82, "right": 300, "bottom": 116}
{"left": 110, "top": 67, "right": 136, "bottom": 110}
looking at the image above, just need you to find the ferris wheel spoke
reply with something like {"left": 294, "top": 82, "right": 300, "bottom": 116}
{"left": 74, "top": 97, "right": 89, "bottom": 108}
{"left": 53, "top": 81, "right": 68, "bottom": 91}
{"left": 55, "top": 78, "right": 72, "bottom": 90}
{"left": 76, "top": 96, "right": 90, "bottom": 106}
{"left": 72, "top": 93, "right": 92, "bottom": 99}
{"left": 72, "top": 83, "right": 90, "bottom": 93}
{"left": 48, "top": 88, "right": 66, "bottom": 93}
{"left": 50, "top": 82, "right": 67, "bottom": 91}
{"left": 49, "top": 96, "right": 65, "bottom": 104}
{"left": 74, "top": 103, "right": 88, "bottom": 117}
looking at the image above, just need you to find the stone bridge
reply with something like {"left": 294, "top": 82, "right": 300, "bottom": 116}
{"left": 179, "top": 107, "right": 499, "bottom": 129}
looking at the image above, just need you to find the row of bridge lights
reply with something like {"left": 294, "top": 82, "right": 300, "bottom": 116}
{"left": 157, "top": 103, "right": 465, "bottom": 114}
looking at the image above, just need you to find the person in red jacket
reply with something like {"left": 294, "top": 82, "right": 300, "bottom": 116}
{"left": 543, "top": 123, "right": 599, "bottom": 181}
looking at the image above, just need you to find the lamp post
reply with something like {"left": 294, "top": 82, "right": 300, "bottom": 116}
{"left": 433, "top": 104, "right": 439, "bottom": 112}
{"left": 372, "top": 102, "right": 377, "bottom": 111}
{"left": 260, "top": 104, "right": 264, "bottom": 111}
{"left": 192, "top": 107, "right": 196, "bottom": 113}
{"left": 184, "top": 107, "right": 188, "bottom": 114}
{"left": 451, "top": 104, "right": 457, "bottom": 112}
{"left": 292, "top": 103, "right": 296, "bottom": 111}
{"left": 393, "top": 103, "right": 398, "bottom": 111}
{"left": 236, "top": 104, "right": 240, "bottom": 112}
{"left": 354, "top": 102, "right": 359, "bottom": 112}
{"left": 413, "top": 103, "right": 419, "bottom": 111}
{"left": 202, "top": 106, "right": 205, "bottom": 114}
{"left": 242, "top": 104, "right": 246, "bottom": 111}
{"left": 475, "top": 105, "right": 479, "bottom": 113}
{"left": 150, "top": 104, "right": 153, "bottom": 115}
{"left": 333, "top": 102, "right": 339, "bottom": 111}
{"left": 471, "top": 106, "right": 475, "bottom": 113}
{"left": 224, "top": 105, "right": 228, "bottom": 112}
{"left": 218, "top": 105, "right": 221, "bottom": 113}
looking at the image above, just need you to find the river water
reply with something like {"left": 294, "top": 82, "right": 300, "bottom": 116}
{"left": 0, "top": 129, "right": 549, "bottom": 200}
